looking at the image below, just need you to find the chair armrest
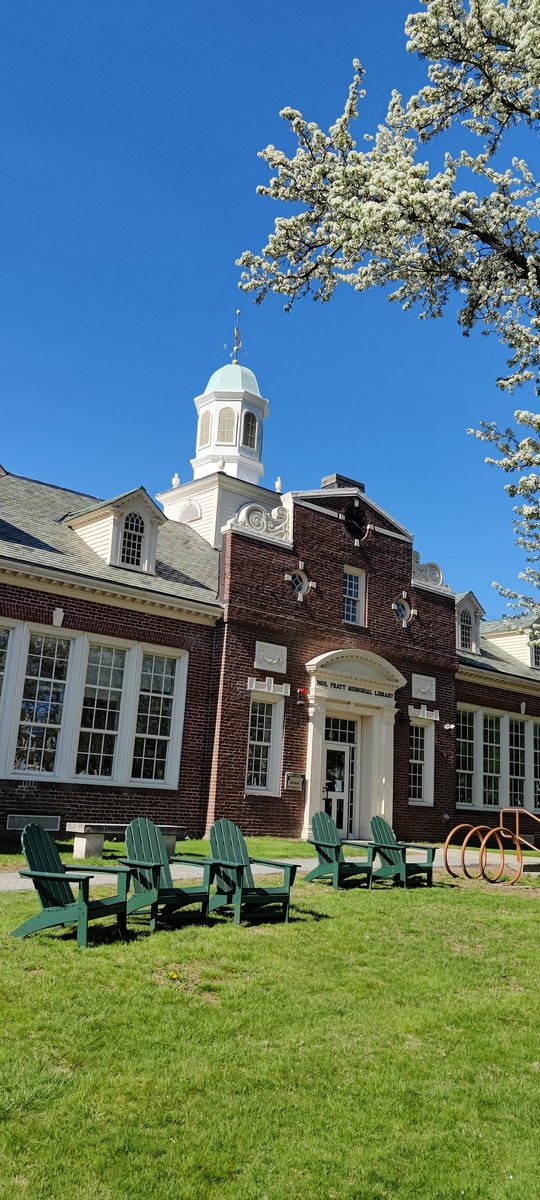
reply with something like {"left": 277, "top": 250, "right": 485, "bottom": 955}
{"left": 307, "top": 840, "right": 341, "bottom": 849}
{"left": 396, "top": 842, "right": 435, "bottom": 855}
{"left": 170, "top": 854, "right": 214, "bottom": 867}
{"left": 20, "top": 869, "right": 94, "bottom": 882}
{"left": 250, "top": 857, "right": 298, "bottom": 869}
{"left": 208, "top": 857, "right": 245, "bottom": 869}
{"left": 250, "top": 858, "right": 297, "bottom": 887}
{"left": 119, "top": 857, "right": 160, "bottom": 870}
{"left": 71, "top": 864, "right": 130, "bottom": 874}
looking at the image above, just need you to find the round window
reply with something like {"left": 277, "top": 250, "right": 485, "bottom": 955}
{"left": 290, "top": 570, "right": 308, "bottom": 595}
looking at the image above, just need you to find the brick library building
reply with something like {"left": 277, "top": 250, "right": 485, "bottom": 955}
{"left": 2, "top": 357, "right": 540, "bottom": 845}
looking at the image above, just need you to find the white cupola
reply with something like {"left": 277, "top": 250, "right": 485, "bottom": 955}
{"left": 190, "top": 361, "right": 269, "bottom": 485}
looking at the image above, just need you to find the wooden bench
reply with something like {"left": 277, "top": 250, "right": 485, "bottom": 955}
{"left": 65, "top": 822, "right": 187, "bottom": 859}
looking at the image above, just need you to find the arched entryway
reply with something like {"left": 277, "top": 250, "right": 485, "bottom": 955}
{"left": 302, "top": 648, "right": 406, "bottom": 839}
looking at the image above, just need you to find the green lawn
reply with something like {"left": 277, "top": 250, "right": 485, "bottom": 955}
{"left": 2, "top": 875, "right": 540, "bottom": 1199}
{"left": 0, "top": 835, "right": 367, "bottom": 872}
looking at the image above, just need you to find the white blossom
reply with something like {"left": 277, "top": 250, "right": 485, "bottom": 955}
{"left": 239, "top": 0, "right": 540, "bottom": 615}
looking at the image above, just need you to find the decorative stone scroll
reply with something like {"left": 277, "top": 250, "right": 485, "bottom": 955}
{"left": 233, "top": 503, "right": 290, "bottom": 542}
{"left": 412, "top": 551, "right": 451, "bottom": 593}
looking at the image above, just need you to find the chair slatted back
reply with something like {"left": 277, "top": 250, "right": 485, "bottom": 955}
{"left": 22, "top": 823, "right": 74, "bottom": 909}
{"left": 370, "top": 815, "right": 401, "bottom": 865}
{"left": 210, "top": 819, "right": 254, "bottom": 892}
{"left": 126, "top": 818, "right": 172, "bottom": 892}
{"left": 311, "top": 811, "right": 344, "bottom": 865}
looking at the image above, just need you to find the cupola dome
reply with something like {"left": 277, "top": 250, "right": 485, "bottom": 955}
{"left": 205, "top": 363, "right": 261, "bottom": 397}
{"left": 190, "top": 359, "right": 269, "bottom": 485}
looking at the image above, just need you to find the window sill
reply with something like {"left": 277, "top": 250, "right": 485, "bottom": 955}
{"left": 244, "top": 790, "right": 281, "bottom": 799}
{"left": 342, "top": 621, "right": 368, "bottom": 631}
{"left": 456, "top": 804, "right": 505, "bottom": 812}
{"left": 408, "top": 800, "right": 434, "bottom": 808}
{"left": 9, "top": 773, "right": 177, "bottom": 790}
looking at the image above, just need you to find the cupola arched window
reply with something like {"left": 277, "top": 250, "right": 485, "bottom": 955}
{"left": 460, "top": 609, "right": 472, "bottom": 650}
{"left": 242, "top": 411, "right": 258, "bottom": 451}
{"left": 121, "top": 512, "right": 145, "bottom": 567}
{"left": 198, "top": 411, "right": 212, "bottom": 449}
{"left": 217, "top": 407, "right": 236, "bottom": 445}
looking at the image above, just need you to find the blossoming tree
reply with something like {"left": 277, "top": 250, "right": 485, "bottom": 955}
{"left": 239, "top": 0, "right": 540, "bottom": 614}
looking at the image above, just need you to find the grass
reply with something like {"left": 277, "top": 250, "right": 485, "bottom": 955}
{"left": 2, "top": 873, "right": 540, "bottom": 1199}
{"left": 0, "top": 835, "right": 367, "bottom": 872}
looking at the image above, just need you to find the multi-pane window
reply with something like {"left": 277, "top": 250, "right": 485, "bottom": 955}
{"left": 242, "top": 411, "right": 257, "bottom": 450}
{"left": 76, "top": 645, "right": 126, "bottom": 777}
{"left": 121, "top": 512, "right": 144, "bottom": 567}
{"left": 534, "top": 723, "right": 540, "bottom": 809}
{"left": 456, "top": 709, "right": 474, "bottom": 805}
{"left": 325, "top": 717, "right": 356, "bottom": 744}
{"left": 131, "top": 654, "right": 176, "bottom": 781}
{"left": 509, "top": 718, "right": 526, "bottom": 807}
{"left": 217, "top": 407, "right": 236, "bottom": 445}
{"left": 460, "top": 609, "right": 472, "bottom": 650}
{"left": 342, "top": 569, "right": 365, "bottom": 625}
{"left": 532, "top": 645, "right": 540, "bottom": 668}
{"left": 409, "top": 724, "right": 425, "bottom": 801}
{"left": 483, "top": 715, "right": 501, "bottom": 806}
{"left": 0, "top": 629, "right": 9, "bottom": 700}
{"left": 15, "top": 635, "right": 70, "bottom": 772}
{"left": 198, "top": 410, "right": 212, "bottom": 448}
{"left": 246, "top": 701, "right": 273, "bottom": 789}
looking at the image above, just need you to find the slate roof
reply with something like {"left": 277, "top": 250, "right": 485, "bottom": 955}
{"left": 482, "top": 615, "right": 535, "bottom": 633}
{"left": 0, "top": 472, "right": 220, "bottom": 612}
{"left": 458, "top": 635, "right": 540, "bottom": 685}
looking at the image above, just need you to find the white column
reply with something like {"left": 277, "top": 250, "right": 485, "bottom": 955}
{"left": 302, "top": 699, "right": 326, "bottom": 838}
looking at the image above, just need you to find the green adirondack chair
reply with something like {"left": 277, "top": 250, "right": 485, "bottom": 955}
{"left": 11, "top": 823, "right": 130, "bottom": 948}
{"left": 208, "top": 818, "right": 297, "bottom": 924}
{"left": 122, "top": 817, "right": 211, "bottom": 930}
{"left": 304, "top": 810, "right": 372, "bottom": 889}
{"left": 369, "top": 815, "right": 435, "bottom": 887}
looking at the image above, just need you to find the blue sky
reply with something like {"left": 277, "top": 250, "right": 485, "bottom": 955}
{"left": 0, "top": 0, "right": 532, "bottom": 616}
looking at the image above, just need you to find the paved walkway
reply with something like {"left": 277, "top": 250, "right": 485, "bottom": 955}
{"left": 1, "top": 846, "right": 538, "bottom": 893}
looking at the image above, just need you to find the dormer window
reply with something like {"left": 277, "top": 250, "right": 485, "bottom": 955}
{"left": 242, "top": 411, "right": 258, "bottom": 451}
{"left": 121, "top": 513, "right": 145, "bottom": 567}
{"left": 198, "top": 411, "right": 212, "bottom": 449}
{"left": 460, "top": 609, "right": 472, "bottom": 650}
{"left": 456, "top": 593, "right": 483, "bottom": 654}
{"left": 217, "top": 407, "right": 236, "bottom": 445}
{"left": 532, "top": 644, "right": 540, "bottom": 669}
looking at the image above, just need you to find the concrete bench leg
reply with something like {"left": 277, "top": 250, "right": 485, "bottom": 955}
{"left": 73, "top": 833, "right": 105, "bottom": 859}
{"left": 162, "top": 834, "right": 177, "bottom": 857}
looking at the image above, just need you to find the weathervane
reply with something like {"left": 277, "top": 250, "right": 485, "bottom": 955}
{"left": 224, "top": 309, "right": 243, "bottom": 364}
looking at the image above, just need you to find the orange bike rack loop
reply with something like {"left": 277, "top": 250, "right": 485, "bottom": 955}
{"left": 461, "top": 825, "right": 505, "bottom": 880}
{"left": 480, "top": 827, "right": 523, "bottom": 884}
{"left": 443, "top": 823, "right": 473, "bottom": 878}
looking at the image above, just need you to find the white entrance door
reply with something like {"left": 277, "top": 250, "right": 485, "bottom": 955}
{"left": 323, "top": 718, "right": 358, "bottom": 837}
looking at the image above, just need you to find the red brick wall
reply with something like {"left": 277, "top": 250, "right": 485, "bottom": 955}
{"left": 0, "top": 581, "right": 217, "bottom": 837}
{"left": 211, "top": 500, "right": 457, "bottom": 839}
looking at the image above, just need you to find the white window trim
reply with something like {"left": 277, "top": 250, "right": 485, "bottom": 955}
{"left": 216, "top": 406, "right": 237, "bottom": 446}
{"left": 241, "top": 410, "right": 258, "bottom": 454}
{"left": 198, "top": 410, "right": 212, "bottom": 449}
{"left": 342, "top": 566, "right": 366, "bottom": 627}
{"left": 456, "top": 704, "right": 537, "bottom": 811}
{"left": 456, "top": 602, "right": 480, "bottom": 654}
{"left": 530, "top": 643, "right": 540, "bottom": 669}
{"left": 244, "top": 690, "right": 285, "bottom": 796}
{"left": 0, "top": 622, "right": 188, "bottom": 789}
{"left": 407, "top": 713, "right": 435, "bottom": 807}
{"left": 110, "top": 510, "right": 157, "bottom": 575}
